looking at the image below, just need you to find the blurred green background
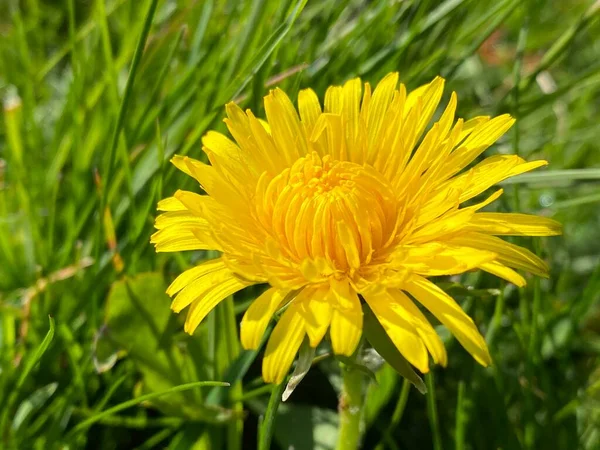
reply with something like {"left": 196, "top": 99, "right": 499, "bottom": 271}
{"left": 1, "top": 0, "right": 599, "bottom": 448}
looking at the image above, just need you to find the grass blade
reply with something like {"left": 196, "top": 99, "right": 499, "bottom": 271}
{"left": 258, "top": 380, "right": 286, "bottom": 450}
{"left": 97, "top": 0, "right": 160, "bottom": 262}
{"left": 0, "top": 317, "right": 55, "bottom": 436}
{"left": 65, "top": 381, "right": 229, "bottom": 438}
{"left": 500, "top": 168, "right": 600, "bottom": 185}
{"left": 426, "top": 373, "right": 443, "bottom": 450}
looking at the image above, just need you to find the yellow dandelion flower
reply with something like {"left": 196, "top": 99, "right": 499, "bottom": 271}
{"left": 152, "top": 73, "right": 561, "bottom": 384}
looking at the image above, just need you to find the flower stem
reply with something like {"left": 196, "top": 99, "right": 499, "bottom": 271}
{"left": 336, "top": 364, "right": 364, "bottom": 450}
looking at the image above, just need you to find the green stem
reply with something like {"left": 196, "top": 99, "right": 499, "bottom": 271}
{"left": 336, "top": 364, "right": 365, "bottom": 450}
{"left": 258, "top": 380, "right": 286, "bottom": 450}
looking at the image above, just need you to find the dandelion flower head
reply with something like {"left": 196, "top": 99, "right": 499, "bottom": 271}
{"left": 152, "top": 73, "right": 561, "bottom": 383}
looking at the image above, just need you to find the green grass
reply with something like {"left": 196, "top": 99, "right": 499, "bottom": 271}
{"left": 1, "top": 0, "right": 600, "bottom": 448}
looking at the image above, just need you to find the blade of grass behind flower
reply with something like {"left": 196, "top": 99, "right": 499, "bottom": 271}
{"left": 359, "top": 0, "right": 466, "bottom": 74}
{"left": 518, "top": 4, "right": 600, "bottom": 94}
{"left": 518, "top": 66, "right": 600, "bottom": 117}
{"left": 225, "top": 0, "right": 269, "bottom": 80}
{"left": 96, "top": 0, "right": 159, "bottom": 266}
{"left": 374, "top": 378, "right": 411, "bottom": 450}
{"left": 36, "top": 0, "right": 128, "bottom": 81}
{"left": 425, "top": 373, "right": 443, "bottom": 450}
{"left": 130, "top": 27, "right": 186, "bottom": 145}
{"left": 65, "top": 381, "right": 229, "bottom": 439}
{"left": 443, "top": 0, "right": 520, "bottom": 80}
{"left": 258, "top": 380, "right": 286, "bottom": 450}
{"left": 500, "top": 169, "right": 600, "bottom": 186}
{"left": 552, "top": 191, "right": 600, "bottom": 209}
{"left": 455, "top": 381, "right": 468, "bottom": 450}
{"left": 188, "top": 0, "right": 214, "bottom": 66}
{"left": 219, "top": 0, "right": 308, "bottom": 105}
{"left": 0, "top": 317, "right": 55, "bottom": 436}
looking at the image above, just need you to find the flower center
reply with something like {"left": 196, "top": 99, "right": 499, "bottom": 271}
{"left": 255, "top": 152, "right": 400, "bottom": 277}
{"left": 288, "top": 153, "right": 352, "bottom": 196}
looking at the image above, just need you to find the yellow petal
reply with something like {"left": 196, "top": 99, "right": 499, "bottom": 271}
{"left": 466, "top": 213, "right": 562, "bottom": 236}
{"left": 456, "top": 116, "right": 490, "bottom": 143}
{"left": 405, "top": 275, "right": 492, "bottom": 367}
{"left": 298, "top": 88, "right": 322, "bottom": 134}
{"left": 150, "top": 227, "right": 215, "bottom": 252}
{"left": 416, "top": 187, "right": 503, "bottom": 230}
{"left": 341, "top": 78, "right": 362, "bottom": 150}
{"left": 184, "top": 276, "right": 249, "bottom": 334}
{"left": 247, "top": 110, "right": 283, "bottom": 172}
{"left": 151, "top": 191, "right": 221, "bottom": 252}
{"left": 362, "top": 287, "right": 430, "bottom": 373}
{"left": 322, "top": 113, "right": 346, "bottom": 161}
{"left": 264, "top": 88, "right": 307, "bottom": 164}
{"left": 174, "top": 156, "right": 246, "bottom": 210}
{"left": 154, "top": 210, "right": 206, "bottom": 230}
{"left": 438, "top": 114, "right": 515, "bottom": 181}
{"left": 449, "top": 232, "right": 549, "bottom": 277}
{"left": 202, "top": 130, "right": 256, "bottom": 181}
{"left": 170, "top": 154, "right": 198, "bottom": 179}
{"left": 337, "top": 220, "right": 361, "bottom": 270}
{"left": 172, "top": 189, "right": 209, "bottom": 215}
{"left": 202, "top": 130, "right": 241, "bottom": 163}
{"left": 480, "top": 261, "right": 527, "bottom": 287}
{"left": 157, "top": 196, "right": 185, "bottom": 211}
{"left": 262, "top": 303, "right": 306, "bottom": 384}
{"left": 166, "top": 258, "right": 226, "bottom": 297}
{"left": 394, "top": 244, "right": 496, "bottom": 277}
{"left": 408, "top": 77, "right": 445, "bottom": 147}
{"left": 329, "top": 279, "right": 363, "bottom": 356}
{"left": 324, "top": 85, "right": 343, "bottom": 114}
{"left": 436, "top": 91, "right": 457, "bottom": 139}
{"left": 389, "top": 290, "right": 447, "bottom": 367}
{"left": 224, "top": 103, "right": 279, "bottom": 174}
{"left": 297, "top": 286, "right": 333, "bottom": 347}
{"left": 367, "top": 72, "right": 398, "bottom": 151}
{"left": 240, "top": 288, "right": 289, "bottom": 350}
{"left": 171, "top": 266, "right": 238, "bottom": 313}
{"left": 446, "top": 155, "right": 547, "bottom": 205}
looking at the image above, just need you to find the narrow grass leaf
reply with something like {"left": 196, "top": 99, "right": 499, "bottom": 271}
{"left": 66, "top": 381, "right": 229, "bottom": 438}
{"left": 0, "top": 317, "right": 55, "bottom": 434}
{"left": 258, "top": 380, "right": 286, "bottom": 450}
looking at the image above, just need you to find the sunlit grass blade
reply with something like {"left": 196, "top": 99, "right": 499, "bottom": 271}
{"left": 220, "top": 0, "right": 308, "bottom": 104}
{"left": 517, "top": 4, "right": 600, "bottom": 94}
{"left": 500, "top": 168, "right": 600, "bottom": 186}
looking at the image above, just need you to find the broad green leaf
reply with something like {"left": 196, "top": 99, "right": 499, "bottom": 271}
{"left": 273, "top": 404, "right": 339, "bottom": 450}
{"left": 104, "top": 272, "right": 229, "bottom": 422}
